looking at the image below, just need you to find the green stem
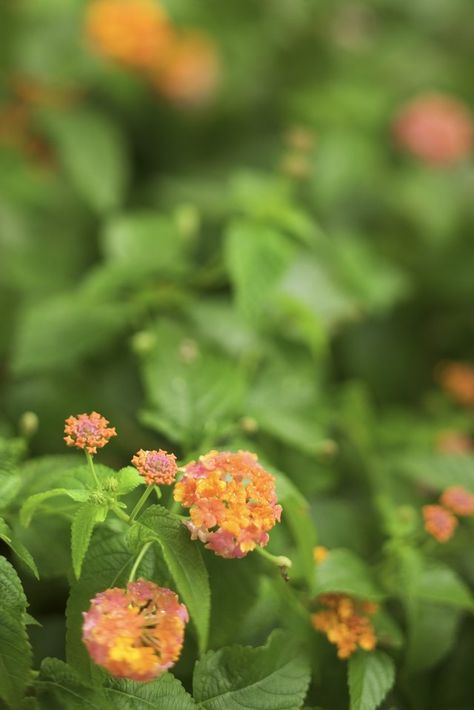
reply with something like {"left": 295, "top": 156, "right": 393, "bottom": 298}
{"left": 85, "top": 451, "right": 100, "bottom": 488}
{"left": 128, "top": 541, "right": 153, "bottom": 583}
{"left": 130, "top": 485, "right": 155, "bottom": 522}
{"left": 256, "top": 546, "right": 292, "bottom": 570}
{"left": 113, "top": 506, "right": 132, "bottom": 524}
{"left": 170, "top": 498, "right": 182, "bottom": 515}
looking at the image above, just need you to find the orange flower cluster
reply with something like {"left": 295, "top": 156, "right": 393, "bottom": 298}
{"left": 173, "top": 450, "right": 282, "bottom": 559}
{"left": 82, "top": 579, "right": 188, "bottom": 681}
{"left": 64, "top": 411, "right": 117, "bottom": 454}
{"left": 311, "top": 594, "right": 378, "bottom": 659}
{"left": 438, "top": 362, "right": 474, "bottom": 407}
{"left": 393, "top": 93, "right": 473, "bottom": 166}
{"left": 85, "top": 0, "right": 219, "bottom": 105}
{"left": 131, "top": 448, "right": 177, "bottom": 485}
{"left": 423, "top": 485, "right": 473, "bottom": 542}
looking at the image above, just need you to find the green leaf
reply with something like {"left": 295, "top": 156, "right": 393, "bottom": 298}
{"left": 225, "top": 220, "right": 295, "bottom": 323}
{"left": 193, "top": 630, "right": 310, "bottom": 709}
{"left": 0, "top": 517, "right": 39, "bottom": 578}
{"left": 0, "top": 436, "right": 26, "bottom": 510}
{"left": 42, "top": 109, "right": 128, "bottom": 213}
{"left": 348, "top": 651, "right": 395, "bottom": 710}
{"left": 405, "top": 603, "right": 462, "bottom": 673}
{"left": 114, "top": 466, "right": 143, "bottom": 496}
{"left": 71, "top": 503, "right": 108, "bottom": 580}
{"left": 35, "top": 658, "right": 196, "bottom": 710}
{"left": 0, "top": 556, "right": 32, "bottom": 709}
{"left": 136, "top": 505, "right": 210, "bottom": 654}
{"left": 313, "top": 549, "right": 384, "bottom": 601}
{"left": 20, "top": 487, "right": 90, "bottom": 527}
{"left": 411, "top": 561, "right": 474, "bottom": 610}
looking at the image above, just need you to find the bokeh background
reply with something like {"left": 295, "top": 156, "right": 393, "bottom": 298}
{"left": 1, "top": 2, "right": 474, "bottom": 707}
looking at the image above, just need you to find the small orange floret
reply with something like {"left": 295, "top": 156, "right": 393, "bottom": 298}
{"left": 440, "top": 486, "right": 474, "bottom": 517}
{"left": 393, "top": 94, "right": 473, "bottom": 166}
{"left": 64, "top": 411, "right": 116, "bottom": 454}
{"left": 422, "top": 504, "right": 458, "bottom": 543}
{"left": 153, "top": 31, "right": 220, "bottom": 106}
{"left": 174, "top": 450, "right": 282, "bottom": 559}
{"left": 313, "top": 546, "right": 329, "bottom": 563}
{"left": 82, "top": 579, "right": 188, "bottom": 681}
{"left": 85, "top": 0, "right": 172, "bottom": 72}
{"left": 311, "top": 593, "right": 377, "bottom": 659}
{"left": 438, "top": 362, "right": 474, "bottom": 407}
{"left": 131, "top": 449, "right": 178, "bottom": 486}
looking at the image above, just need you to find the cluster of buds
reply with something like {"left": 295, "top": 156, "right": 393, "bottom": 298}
{"left": 173, "top": 450, "right": 282, "bottom": 559}
{"left": 423, "top": 485, "right": 474, "bottom": 543}
{"left": 82, "top": 580, "right": 188, "bottom": 680}
{"left": 311, "top": 594, "right": 378, "bottom": 659}
{"left": 437, "top": 362, "right": 474, "bottom": 407}
{"left": 85, "top": 0, "right": 219, "bottom": 105}
{"left": 393, "top": 93, "right": 473, "bottom": 166}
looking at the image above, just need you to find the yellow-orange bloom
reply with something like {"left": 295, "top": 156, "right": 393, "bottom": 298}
{"left": 440, "top": 486, "right": 474, "bottom": 517}
{"left": 313, "top": 546, "right": 329, "bottom": 563}
{"left": 82, "top": 579, "right": 188, "bottom": 681}
{"left": 153, "top": 31, "right": 220, "bottom": 106}
{"left": 131, "top": 449, "right": 177, "bottom": 485}
{"left": 422, "top": 504, "right": 458, "bottom": 543}
{"left": 64, "top": 411, "right": 116, "bottom": 454}
{"left": 311, "top": 594, "right": 377, "bottom": 659}
{"left": 438, "top": 362, "right": 474, "bottom": 407}
{"left": 174, "top": 450, "right": 282, "bottom": 559}
{"left": 85, "top": 0, "right": 172, "bottom": 72}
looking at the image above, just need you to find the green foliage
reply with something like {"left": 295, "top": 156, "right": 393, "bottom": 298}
{"left": 71, "top": 502, "right": 108, "bottom": 579}
{"left": 313, "top": 549, "right": 384, "bottom": 601}
{"left": 193, "top": 630, "right": 310, "bottom": 710}
{"left": 348, "top": 651, "right": 395, "bottom": 710}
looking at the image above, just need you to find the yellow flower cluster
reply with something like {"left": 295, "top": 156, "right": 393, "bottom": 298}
{"left": 311, "top": 594, "right": 378, "bottom": 659}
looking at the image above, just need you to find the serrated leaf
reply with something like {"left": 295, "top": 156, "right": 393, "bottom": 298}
{"left": 20, "top": 488, "right": 90, "bottom": 527}
{"left": 42, "top": 109, "right": 128, "bottom": 213}
{"left": 225, "top": 220, "right": 295, "bottom": 323}
{"left": 0, "top": 517, "right": 39, "bottom": 578}
{"left": 0, "top": 556, "right": 32, "bottom": 708}
{"left": 71, "top": 503, "right": 107, "bottom": 580}
{"left": 313, "top": 549, "right": 384, "bottom": 601}
{"left": 35, "top": 658, "right": 103, "bottom": 710}
{"left": 348, "top": 651, "right": 395, "bottom": 710}
{"left": 136, "top": 505, "right": 210, "bottom": 654}
{"left": 102, "top": 674, "right": 196, "bottom": 709}
{"left": 114, "top": 466, "right": 143, "bottom": 496}
{"left": 193, "top": 629, "right": 310, "bottom": 710}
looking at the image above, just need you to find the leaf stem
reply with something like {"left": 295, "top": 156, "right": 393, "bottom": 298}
{"left": 256, "top": 546, "right": 292, "bottom": 570}
{"left": 128, "top": 541, "right": 153, "bottom": 583}
{"left": 85, "top": 451, "right": 100, "bottom": 488}
{"left": 130, "top": 485, "right": 155, "bottom": 522}
{"left": 113, "top": 506, "right": 132, "bottom": 524}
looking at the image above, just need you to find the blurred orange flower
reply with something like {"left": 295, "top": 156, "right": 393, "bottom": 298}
{"left": 438, "top": 362, "right": 474, "bottom": 407}
{"left": 440, "top": 486, "right": 474, "bottom": 517}
{"left": 311, "top": 593, "right": 377, "bottom": 659}
{"left": 422, "top": 504, "right": 458, "bottom": 543}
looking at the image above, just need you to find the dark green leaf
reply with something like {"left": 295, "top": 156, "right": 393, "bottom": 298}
{"left": 348, "top": 650, "right": 395, "bottom": 710}
{"left": 71, "top": 503, "right": 107, "bottom": 579}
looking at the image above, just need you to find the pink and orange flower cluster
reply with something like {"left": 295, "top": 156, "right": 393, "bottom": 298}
{"left": 173, "top": 450, "right": 282, "bottom": 559}
{"left": 423, "top": 485, "right": 474, "bottom": 543}
{"left": 82, "top": 580, "right": 188, "bottom": 681}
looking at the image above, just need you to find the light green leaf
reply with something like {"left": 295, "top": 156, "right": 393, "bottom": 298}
{"left": 0, "top": 556, "right": 32, "bottom": 709}
{"left": 42, "top": 109, "right": 128, "bottom": 213}
{"left": 114, "top": 466, "right": 143, "bottom": 496}
{"left": 225, "top": 220, "right": 295, "bottom": 323}
{"left": 348, "top": 650, "right": 395, "bottom": 710}
{"left": 411, "top": 562, "right": 474, "bottom": 610}
{"left": 0, "top": 517, "right": 39, "bottom": 578}
{"left": 20, "top": 488, "right": 90, "bottom": 527}
{"left": 136, "top": 505, "right": 210, "bottom": 654}
{"left": 313, "top": 549, "right": 384, "bottom": 601}
{"left": 71, "top": 503, "right": 108, "bottom": 580}
{"left": 193, "top": 630, "right": 310, "bottom": 710}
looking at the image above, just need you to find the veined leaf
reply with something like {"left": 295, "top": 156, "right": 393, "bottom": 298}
{"left": 71, "top": 503, "right": 108, "bottom": 580}
{"left": 313, "top": 549, "right": 384, "bottom": 601}
{"left": 20, "top": 488, "right": 90, "bottom": 527}
{"left": 136, "top": 505, "right": 210, "bottom": 654}
{"left": 0, "top": 556, "right": 32, "bottom": 709}
{"left": 348, "top": 650, "right": 395, "bottom": 710}
{"left": 0, "top": 517, "right": 38, "bottom": 578}
{"left": 193, "top": 629, "right": 310, "bottom": 709}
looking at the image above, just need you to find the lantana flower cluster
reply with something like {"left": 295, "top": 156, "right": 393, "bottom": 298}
{"left": 82, "top": 580, "right": 188, "bottom": 681}
{"left": 311, "top": 594, "right": 378, "bottom": 659}
{"left": 393, "top": 93, "right": 473, "bottom": 166}
{"left": 132, "top": 448, "right": 178, "bottom": 485}
{"left": 64, "top": 411, "right": 117, "bottom": 454}
{"left": 85, "top": 0, "right": 219, "bottom": 105}
{"left": 423, "top": 485, "right": 474, "bottom": 543}
{"left": 438, "top": 362, "right": 474, "bottom": 407}
{"left": 173, "top": 450, "right": 282, "bottom": 559}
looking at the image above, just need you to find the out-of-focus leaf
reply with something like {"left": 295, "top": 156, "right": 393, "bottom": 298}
{"left": 313, "top": 549, "right": 384, "bottom": 601}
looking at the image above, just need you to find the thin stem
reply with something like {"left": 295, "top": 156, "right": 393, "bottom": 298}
{"left": 85, "top": 451, "right": 100, "bottom": 488}
{"left": 128, "top": 541, "right": 153, "bottom": 583}
{"left": 130, "top": 485, "right": 155, "bottom": 522}
{"left": 256, "top": 546, "right": 292, "bottom": 570}
{"left": 169, "top": 498, "right": 182, "bottom": 515}
{"left": 113, "top": 506, "right": 132, "bottom": 524}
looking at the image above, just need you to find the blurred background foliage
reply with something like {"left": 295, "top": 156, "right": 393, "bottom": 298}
{"left": 1, "top": 1, "right": 474, "bottom": 708}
